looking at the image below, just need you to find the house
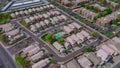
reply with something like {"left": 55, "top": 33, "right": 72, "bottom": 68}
{"left": 66, "top": 59, "right": 82, "bottom": 68}
{"left": 29, "top": 17, "right": 35, "bottom": 22}
{"left": 36, "top": 7, "right": 40, "bottom": 12}
{"left": 23, "top": 44, "right": 37, "bottom": 52}
{"left": 40, "top": 21, "right": 46, "bottom": 28}
{"left": 43, "top": 5, "right": 47, "bottom": 9}
{"left": 30, "top": 25, "right": 37, "bottom": 32}
{"left": 60, "top": 15, "right": 67, "bottom": 21}
{"left": 74, "top": 7, "right": 98, "bottom": 21}
{"left": 76, "top": 32, "right": 85, "bottom": 42}
{"left": 85, "top": 52, "right": 101, "bottom": 66}
{"left": 40, "top": 6, "right": 44, "bottom": 10}
{"left": 24, "top": 10, "right": 29, "bottom": 15}
{"left": 66, "top": 37, "right": 76, "bottom": 46}
{"left": 15, "top": 12, "right": 20, "bottom": 16}
{"left": 52, "top": 17, "right": 59, "bottom": 23}
{"left": 32, "top": 58, "right": 50, "bottom": 68}
{"left": 54, "top": 11, "right": 61, "bottom": 15}
{"left": 80, "top": 30, "right": 91, "bottom": 39}
{"left": 47, "top": 12, "right": 51, "bottom": 17}
{"left": 111, "top": 37, "right": 120, "bottom": 53}
{"left": 91, "top": 4, "right": 106, "bottom": 11}
{"left": 38, "top": 14, "right": 43, "bottom": 19}
{"left": 10, "top": 13, "right": 16, "bottom": 18}
{"left": 28, "top": 9, "right": 33, "bottom": 13}
{"left": 0, "top": 23, "right": 13, "bottom": 32}
{"left": 63, "top": 26, "right": 73, "bottom": 34}
{"left": 49, "top": 10, "right": 55, "bottom": 16}
{"left": 70, "top": 34, "right": 81, "bottom": 44}
{"left": 43, "top": 14, "right": 49, "bottom": 18}
{"left": 53, "top": 42, "right": 65, "bottom": 53}
{"left": 78, "top": 56, "right": 92, "bottom": 68}
{"left": 49, "top": 4, "right": 55, "bottom": 9}
{"left": 28, "top": 46, "right": 40, "bottom": 56}
{"left": 5, "top": 29, "right": 19, "bottom": 36}
{"left": 34, "top": 15, "right": 40, "bottom": 21}
{"left": 32, "top": 8, "right": 36, "bottom": 12}
{"left": 50, "top": 18, "right": 56, "bottom": 25}
{"left": 13, "top": 33, "right": 24, "bottom": 40}
{"left": 71, "top": 22, "right": 82, "bottom": 29}
{"left": 50, "top": 64, "right": 60, "bottom": 68}
{"left": 24, "top": 18, "right": 31, "bottom": 24}
{"left": 64, "top": 42, "right": 72, "bottom": 50}
{"left": 35, "top": 23, "right": 41, "bottom": 29}
{"left": 68, "top": 24, "right": 75, "bottom": 29}
{"left": 49, "top": 4, "right": 55, "bottom": 8}
{"left": 101, "top": 44, "right": 116, "bottom": 55}
{"left": 57, "top": 16, "right": 63, "bottom": 21}
{"left": 19, "top": 11, "right": 24, "bottom": 16}
{"left": 44, "top": 20, "right": 51, "bottom": 26}
{"left": 29, "top": 51, "right": 44, "bottom": 62}
{"left": 96, "top": 49, "right": 112, "bottom": 62}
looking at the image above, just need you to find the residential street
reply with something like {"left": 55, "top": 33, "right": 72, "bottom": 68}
{"left": 0, "top": 44, "right": 17, "bottom": 68}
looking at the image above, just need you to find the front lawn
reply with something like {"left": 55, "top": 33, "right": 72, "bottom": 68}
{"left": 15, "top": 56, "right": 29, "bottom": 68}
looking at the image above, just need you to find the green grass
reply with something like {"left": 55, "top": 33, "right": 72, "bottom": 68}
{"left": 0, "top": 34, "right": 7, "bottom": 42}
{"left": 105, "top": 32, "right": 115, "bottom": 38}
{"left": 0, "top": 12, "right": 11, "bottom": 24}
{"left": 86, "top": 47, "right": 94, "bottom": 52}
{"left": 41, "top": 32, "right": 64, "bottom": 45}
{"left": 15, "top": 56, "right": 29, "bottom": 68}
{"left": 50, "top": 58, "right": 56, "bottom": 64}
{"left": 19, "top": 18, "right": 30, "bottom": 28}
{"left": 41, "top": 33, "right": 49, "bottom": 41}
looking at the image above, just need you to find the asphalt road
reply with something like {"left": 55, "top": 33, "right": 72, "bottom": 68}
{"left": 0, "top": 44, "right": 17, "bottom": 68}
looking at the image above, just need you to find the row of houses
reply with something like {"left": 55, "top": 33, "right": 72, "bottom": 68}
{"left": 30, "top": 14, "right": 67, "bottom": 32}
{"left": 91, "top": 4, "right": 106, "bottom": 11}
{"left": 10, "top": 4, "right": 55, "bottom": 18}
{"left": 63, "top": 22, "right": 82, "bottom": 34}
{"left": 97, "top": 10, "right": 120, "bottom": 26}
{"left": 20, "top": 42, "right": 50, "bottom": 68}
{"left": 96, "top": 44, "right": 118, "bottom": 62}
{"left": 52, "top": 22, "right": 94, "bottom": 53}
{"left": 24, "top": 9, "right": 62, "bottom": 24}
{"left": 0, "top": 23, "right": 26, "bottom": 45}
{"left": 77, "top": 43, "right": 118, "bottom": 68}
{"left": 77, "top": 51, "right": 102, "bottom": 68}
{"left": 106, "top": 0, "right": 119, "bottom": 7}
{"left": 65, "top": 30, "right": 91, "bottom": 46}
{"left": 60, "top": 0, "right": 89, "bottom": 6}
{"left": 73, "top": 7, "right": 98, "bottom": 21}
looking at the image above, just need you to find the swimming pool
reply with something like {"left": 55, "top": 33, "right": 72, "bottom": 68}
{"left": 55, "top": 33, "right": 62, "bottom": 39}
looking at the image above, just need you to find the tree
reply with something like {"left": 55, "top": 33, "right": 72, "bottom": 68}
{"left": 45, "top": 33, "right": 56, "bottom": 44}
{"left": 50, "top": 58, "right": 56, "bottom": 64}
{"left": 85, "top": 4, "right": 93, "bottom": 10}
{"left": 86, "top": 47, "right": 94, "bottom": 52}
{"left": 91, "top": 32, "right": 99, "bottom": 38}
{"left": 117, "top": 14, "right": 120, "bottom": 21}
{"left": 112, "top": 20, "right": 118, "bottom": 25}
{"left": 45, "top": 52, "right": 51, "bottom": 57}
{"left": 105, "top": 8, "right": 112, "bottom": 14}
{"left": 57, "top": 38, "right": 64, "bottom": 45}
